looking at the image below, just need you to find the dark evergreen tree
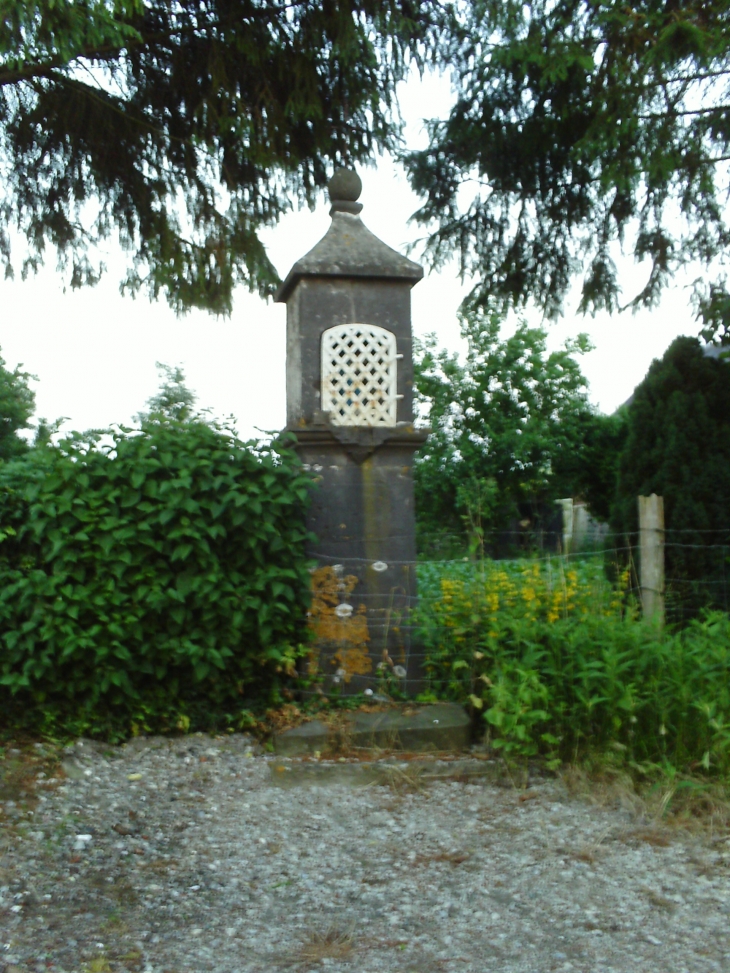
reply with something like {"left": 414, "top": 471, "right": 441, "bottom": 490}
{"left": 612, "top": 337, "right": 730, "bottom": 619}
{"left": 405, "top": 1, "right": 730, "bottom": 343}
{"left": 5, "top": 2, "right": 730, "bottom": 336}
{"left": 1, "top": 1, "right": 444, "bottom": 314}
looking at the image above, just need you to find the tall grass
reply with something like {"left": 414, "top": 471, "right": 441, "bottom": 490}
{"left": 415, "top": 558, "right": 730, "bottom": 774}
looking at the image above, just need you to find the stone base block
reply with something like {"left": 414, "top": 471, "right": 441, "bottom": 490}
{"left": 274, "top": 702, "right": 470, "bottom": 756}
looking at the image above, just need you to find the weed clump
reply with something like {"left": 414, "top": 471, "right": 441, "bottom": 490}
{"left": 416, "top": 559, "right": 730, "bottom": 778}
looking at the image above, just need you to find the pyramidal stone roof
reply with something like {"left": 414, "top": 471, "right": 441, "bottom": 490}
{"left": 275, "top": 170, "right": 423, "bottom": 303}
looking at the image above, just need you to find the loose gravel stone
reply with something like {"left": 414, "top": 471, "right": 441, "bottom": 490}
{"left": 0, "top": 733, "right": 728, "bottom": 972}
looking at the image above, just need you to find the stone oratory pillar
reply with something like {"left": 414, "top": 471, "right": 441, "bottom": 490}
{"left": 276, "top": 169, "right": 427, "bottom": 694}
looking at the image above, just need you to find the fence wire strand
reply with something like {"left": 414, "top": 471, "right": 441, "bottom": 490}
{"left": 301, "top": 531, "right": 730, "bottom": 643}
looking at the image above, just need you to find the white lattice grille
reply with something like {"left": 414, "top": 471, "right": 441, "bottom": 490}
{"left": 322, "top": 324, "right": 398, "bottom": 426}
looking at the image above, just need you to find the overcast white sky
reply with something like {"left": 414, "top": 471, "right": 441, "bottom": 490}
{"left": 0, "top": 71, "right": 703, "bottom": 441}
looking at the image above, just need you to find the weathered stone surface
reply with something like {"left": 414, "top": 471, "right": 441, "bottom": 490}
{"left": 272, "top": 719, "right": 330, "bottom": 757}
{"left": 275, "top": 209, "right": 422, "bottom": 303}
{"left": 349, "top": 702, "right": 471, "bottom": 751}
{"left": 282, "top": 277, "right": 418, "bottom": 426}
{"left": 273, "top": 703, "right": 471, "bottom": 757}
{"left": 276, "top": 173, "right": 427, "bottom": 689}
{"left": 328, "top": 166, "right": 362, "bottom": 202}
{"left": 268, "top": 755, "right": 502, "bottom": 789}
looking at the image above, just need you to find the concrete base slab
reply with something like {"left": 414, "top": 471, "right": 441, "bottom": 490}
{"left": 273, "top": 702, "right": 470, "bottom": 757}
{"left": 268, "top": 755, "right": 503, "bottom": 789}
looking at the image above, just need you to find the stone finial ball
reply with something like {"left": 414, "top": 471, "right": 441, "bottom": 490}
{"left": 328, "top": 168, "right": 362, "bottom": 202}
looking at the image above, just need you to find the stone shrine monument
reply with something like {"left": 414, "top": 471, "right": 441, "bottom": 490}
{"left": 276, "top": 169, "right": 427, "bottom": 693}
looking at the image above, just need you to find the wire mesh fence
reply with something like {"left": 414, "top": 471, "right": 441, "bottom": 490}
{"left": 416, "top": 526, "right": 730, "bottom": 618}
{"left": 300, "top": 528, "right": 730, "bottom": 698}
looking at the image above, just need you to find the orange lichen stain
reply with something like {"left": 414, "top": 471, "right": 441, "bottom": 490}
{"left": 332, "top": 636, "right": 372, "bottom": 679}
{"left": 308, "top": 566, "right": 372, "bottom": 681}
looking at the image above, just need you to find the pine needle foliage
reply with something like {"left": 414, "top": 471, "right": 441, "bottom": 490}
{"left": 405, "top": 1, "right": 730, "bottom": 342}
{"left": 0, "top": 0, "right": 445, "bottom": 313}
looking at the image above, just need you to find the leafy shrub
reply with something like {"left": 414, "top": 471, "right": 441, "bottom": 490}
{"left": 416, "top": 558, "right": 730, "bottom": 774}
{"left": 0, "top": 419, "right": 312, "bottom": 738}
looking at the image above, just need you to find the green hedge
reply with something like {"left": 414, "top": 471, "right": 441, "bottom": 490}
{"left": 0, "top": 419, "right": 312, "bottom": 738}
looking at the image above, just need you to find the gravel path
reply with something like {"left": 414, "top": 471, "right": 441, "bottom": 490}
{"left": 1, "top": 733, "right": 729, "bottom": 973}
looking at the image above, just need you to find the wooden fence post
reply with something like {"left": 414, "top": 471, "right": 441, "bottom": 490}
{"left": 557, "top": 498, "right": 573, "bottom": 554}
{"left": 638, "top": 494, "right": 665, "bottom": 626}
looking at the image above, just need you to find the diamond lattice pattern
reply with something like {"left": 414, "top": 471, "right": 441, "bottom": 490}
{"left": 321, "top": 324, "right": 398, "bottom": 426}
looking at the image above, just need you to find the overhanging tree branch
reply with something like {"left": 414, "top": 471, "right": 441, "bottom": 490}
{"left": 404, "top": 0, "right": 730, "bottom": 344}
{"left": 1, "top": 0, "right": 449, "bottom": 313}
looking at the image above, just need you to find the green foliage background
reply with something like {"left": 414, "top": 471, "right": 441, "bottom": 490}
{"left": 413, "top": 309, "right": 625, "bottom": 555}
{"left": 0, "top": 418, "right": 313, "bottom": 738}
{"left": 4, "top": 2, "right": 729, "bottom": 338}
